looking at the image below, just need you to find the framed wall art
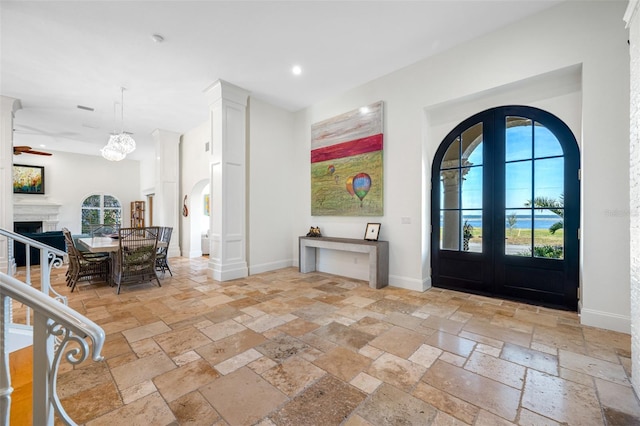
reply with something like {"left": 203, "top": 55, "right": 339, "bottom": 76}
{"left": 13, "top": 164, "right": 45, "bottom": 194}
{"left": 364, "top": 223, "right": 381, "bottom": 241}
{"left": 310, "top": 101, "right": 384, "bottom": 216}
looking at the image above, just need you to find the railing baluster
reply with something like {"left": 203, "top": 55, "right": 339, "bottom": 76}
{"left": 1, "top": 294, "right": 13, "bottom": 426}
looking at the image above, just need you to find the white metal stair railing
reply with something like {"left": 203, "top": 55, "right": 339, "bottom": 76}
{"left": 1, "top": 272, "right": 105, "bottom": 426}
{"left": 0, "top": 228, "right": 68, "bottom": 353}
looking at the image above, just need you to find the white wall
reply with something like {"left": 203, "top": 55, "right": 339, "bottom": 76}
{"left": 291, "top": 1, "right": 631, "bottom": 331}
{"left": 625, "top": 0, "right": 640, "bottom": 396}
{"left": 13, "top": 150, "right": 140, "bottom": 233}
{"left": 248, "top": 98, "right": 296, "bottom": 274}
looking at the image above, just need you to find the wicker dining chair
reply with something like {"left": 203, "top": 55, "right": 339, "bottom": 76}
{"left": 112, "top": 227, "right": 161, "bottom": 294}
{"left": 62, "top": 228, "right": 110, "bottom": 292}
{"left": 155, "top": 226, "right": 173, "bottom": 276}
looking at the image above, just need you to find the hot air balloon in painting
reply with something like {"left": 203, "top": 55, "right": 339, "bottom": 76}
{"left": 352, "top": 173, "right": 371, "bottom": 207}
{"left": 328, "top": 165, "right": 335, "bottom": 175}
{"left": 346, "top": 176, "right": 355, "bottom": 196}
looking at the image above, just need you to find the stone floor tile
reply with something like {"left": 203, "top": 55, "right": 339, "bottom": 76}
{"left": 501, "top": 342, "right": 558, "bottom": 375}
{"left": 425, "top": 331, "right": 476, "bottom": 357}
{"left": 367, "top": 352, "right": 427, "bottom": 392}
{"left": 596, "top": 377, "right": 640, "bottom": 423}
{"left": 168, "top": 391, "right": 222, "bottom": 426}
{"left": 474, "top": 409, "right": 516, "bottom": 425}
{"left": 313, "top": 346, "right": 372, "bottom": 381}
{"left": 518, "top": 408, "right": 563, "bottom": 426}
{"left": 358, "top": 344, "right": 385, "bottom": 359}
{"left": 423, "top": 360, "right": 520, "bottom": 421}
{"left": 343, "top": 414, "right": 375, "bottom": 426}
{"left": 154, "top": 326, "right": 213, "bottom": 358}
{"left": 261, "top": 356, "right": 325, "bottom": 396}
{"left": 269, "top": 375, "right": 366, "bottom": 426}
{"left": 439, "top": 351, "right": 466, "bottom": 367}
{"left": 349, "top": 316, "right": 394, "bottom": 336}
{"left": 275, "top": 318, "right": 320, "bottom": 336}
{"left": 248, "top": 356, "right": 279, "bottom": 374}
{"left": 196, "top": 329, "right": 266, "bottom": 365}
{"left": 215, "top": 348, "right": 264, "bottom": 375}
{"left": 357, "top": 383, "right": 437, "bottom": 425}
{"left": 110, "top": 351, "right": 177, "bottom": 390}
{"left": 313, "top": 321, "right": 375, "bottom": 351}
{"left": 465, "top": 351, "right": 525, "bottom": 389}
{"left": 121, "top": 380, "right": 157, "bottom": 405}
{"left": 350, "top": 372, "right": 382, "bottom": 394}
{"left": 255, "top": 334, "right": 310, "bottom": 363}
{"left": 86, "top": 392, "right": 176, "bottom": 426}
{"left": 431, "top": 410, "right": 469, "bottom": 426}
{"left": 121, "top": 320, "right": 172, "bottom": 343}
{"left": 59, "top": 381, "right": 123, "bottom": 424}
{"left": 200, "top": 318, "right": 247, "bottom": 341}
{"left": 559, "top": 349, "right": 629, "bottom": 385}
{"left": 201, "top": 367, "right": 287, "bottom": 425}
{"left": 522, "top": 369, "right": 602, "bottom": 425}
{"left": 368, "top": 325, "right": 425, "bottom": 358}
{"left": 412, "top": 381, "right": 479, "bottom": 424}
{"left": 408, "top": 343, "right": 443, "bottom": 369}
{"left": 154, "top": 358, "right": 220, "bottom": 402}
{"left": 130, "top": 337, "right": 163, "bottom": 358}
{"left": 173, "top": 350, "right": 202, "bottom": 366}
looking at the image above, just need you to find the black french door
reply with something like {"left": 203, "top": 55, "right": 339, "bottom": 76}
{"left": 431, "top": 106, "right": 580, "bottom": 310}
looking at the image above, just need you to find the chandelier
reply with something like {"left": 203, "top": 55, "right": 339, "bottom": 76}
{"left": 101, "top": 87, "right": 136, "bottom": 161}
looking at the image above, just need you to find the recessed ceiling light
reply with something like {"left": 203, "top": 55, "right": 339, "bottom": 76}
{"left": 292, "top": 65, "right": 302, "bottom": 76}
{"left": 151, "top": 34, "right": 165, "bottom": 43}
{"left": 39, "top": 144, "right": 46, "bottom": 148}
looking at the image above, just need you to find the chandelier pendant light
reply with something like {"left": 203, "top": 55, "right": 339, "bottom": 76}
{"left": 101, "top": 87, "right": 136, "bottom": 161}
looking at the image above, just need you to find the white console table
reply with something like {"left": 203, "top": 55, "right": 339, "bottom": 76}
{"left": 299, "top": 236, "right": 389, "bottom": 289}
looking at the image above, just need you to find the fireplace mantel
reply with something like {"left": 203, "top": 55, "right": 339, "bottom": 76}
{"left": 13, "top": 196, "right": 61, "bottom": 232}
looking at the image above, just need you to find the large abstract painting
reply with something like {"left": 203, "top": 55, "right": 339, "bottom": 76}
{"left": 311, "top": 101, "right": 383, "bottom": 216}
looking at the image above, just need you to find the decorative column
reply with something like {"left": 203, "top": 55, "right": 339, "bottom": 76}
{"left": 152, "top": 129, "right": 181, "bottom": 258}
{"left": 204, "top": 80, "right": 249, "bottom": 281}
{"left": 625, "top": 0, "right": 640, "bottom": 395}
{"left": 439, "top": 160, "right": 470, "bottom": 250}
{"left": 0, "top": 97, "right": 21, "bottom": 273}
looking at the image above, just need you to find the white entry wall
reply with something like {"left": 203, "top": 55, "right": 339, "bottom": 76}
{"left": 291, "top": 1, "right": 631, "bottom": 331}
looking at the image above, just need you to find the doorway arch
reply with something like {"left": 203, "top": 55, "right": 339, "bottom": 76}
{"left": 431, "top": 106, "right": 580, "bottom": 310}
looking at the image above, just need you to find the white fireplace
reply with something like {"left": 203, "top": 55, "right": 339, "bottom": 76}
{"left": 13, "top": 196, "right": 61, "bottom": 232}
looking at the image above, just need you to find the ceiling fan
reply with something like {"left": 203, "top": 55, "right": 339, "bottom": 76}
{"left": 13, "top": 146, "right": 53, "bottom": 156}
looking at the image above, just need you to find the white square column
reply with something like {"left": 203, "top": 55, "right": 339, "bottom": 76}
{"left": 152, "top": 129, "right": 181, "bottom": 258}
{"left": 0, "top": 97, "right": 21, "bottom": 272}
{"left": 205, "top": 80, "right": 249, "bottom": 281}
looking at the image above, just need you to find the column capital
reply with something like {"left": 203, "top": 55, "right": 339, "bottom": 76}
{"left": 0, "top": 96, "right": 22, "bottom": 117}
{"left": 151, "top": 129, "right": 182, "bottom": 144}
{"left": 204, "top": 79, "right": 249, "bottom": 107}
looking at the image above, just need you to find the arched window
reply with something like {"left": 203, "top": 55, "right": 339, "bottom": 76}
{"left": 81, "top": 194, "right": 122, "bottom": 233}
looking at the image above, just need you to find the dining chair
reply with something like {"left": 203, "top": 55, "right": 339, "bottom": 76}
{"left": 112, "top": 227, "right": 161, "bottom": 294}
{"left": 62, "top": 228, "right": 110, "bottom": 292}
{"left": 155, "top": 226, "right": 173, "bottom": 276}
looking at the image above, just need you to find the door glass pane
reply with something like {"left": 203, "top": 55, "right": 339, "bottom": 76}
{"left": 505, "top": 209, "right": 531, "bottom": 256}
{"left": 462, "top": 123, "right": 483, "bottom": 166}
{"left": 534, "top": 158, "right": 564, "bottom": 201}
{"left": 462, "top": 210, "right": 482, "bottom": 253}
{"left": 534, "top": 123, "right": 563, "bottom": 158}
{"left": 505, "top": 161, "right": 532, "bottom": 208}
{"left": 461, "top": 166, "right": 482, "bottom": 209}
{"left": 534, "top": 209, "right": 564, "bottom": 259}
{"left": 442, "top": 137, "right": 460, "bottom": 169}
{"left": 440, "top": 170, "right": 460, "bottom": 210}
{"left": 506, "top": 117, "right": 532, "bottom": 162}
{"left": 440, "top": 210, "right": 460, "bottom": 251}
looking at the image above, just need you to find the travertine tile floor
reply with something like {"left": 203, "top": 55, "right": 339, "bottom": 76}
{"left": 17, "top": 257, "right": 640, "bottom": 425}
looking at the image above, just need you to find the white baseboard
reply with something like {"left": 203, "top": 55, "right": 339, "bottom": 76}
{"left": 249, "top": 259, "right": 294, "bottom": 275}
{"left": 389, "top": 274, "right": 431, "bottom": 292}
{"left": 580, "top": 308, "right": 631, "bottom": 333}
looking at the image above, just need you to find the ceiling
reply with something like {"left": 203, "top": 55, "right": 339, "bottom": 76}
{"left": 1, "top": 1, "right": 563, "bottom": 160}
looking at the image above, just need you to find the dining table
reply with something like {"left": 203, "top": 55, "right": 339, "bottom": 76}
{"left": 78, "top": 237, "right": 168, "bottom": 253}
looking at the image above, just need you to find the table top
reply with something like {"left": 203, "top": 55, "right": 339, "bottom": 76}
{"left": 78, "top": 237, "right": 167, "bottom": 253}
